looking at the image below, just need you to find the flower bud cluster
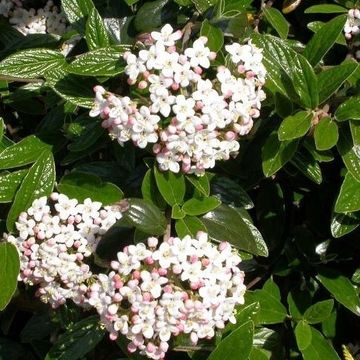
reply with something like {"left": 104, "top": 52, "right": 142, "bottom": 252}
{"left": 87, "top": 232, "right": 246, "bottom": 359}
{"left": 90, "top": 24, "right": 266, "bottom": 176}
{"left": 344, "top": 9, "right": 360, "bottom": 39}
{"left": 0, "top": 0, "right": 69, "bottom": 36}
{"left": 5, "top": 193, "right": 122, "bottom": 308}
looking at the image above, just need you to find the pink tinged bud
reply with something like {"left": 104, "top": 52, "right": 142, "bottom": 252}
{"left": 194, "top": 66, "right": 203, "bottom": 75}
{"left": 153, "top": 144, "right": 161, "bottom": 154}
{"left": 147, "top": 342, "right": 156, "bottom": 353}
{"left": 158, "top": 268, "right": 167, "bottom": 276}
{"left": 145, "top": 256, "right": 154, "bottom": 265}
{"left": 182, "top": 163, "right": 191, "bottom": 173}
{"left": 160, "top": 342, "right": 169, "bottom": 352}
{"left": 128, "top": 279, "right": 139, "bottom": 288}
{"left": 190, "top": 332, "right": 198, "bottom": 344}
{"left": 108, "top": 304, "right": 118, "bottom": 315}
{"left": 209, "top": 51, "right": 217, "bottom": 60}
{"left": 190, "top": 255, "right": 198, "bottom": 263}
{"left": 127, "top": 78, "right": 136, "bottom": 85}
{"left": 195, "top": 124, "right": 204, "bottom": 131}
{"left": 112, "top": 118, "right": 121, "bottom": 125}
{"left": 113, "top": 293, "right": 122, "bottom": 302}
{"left": 29, "top": 261, "right": 36, "bottom": 268}
{"left": 147, "top": 237, "right": 158, "bottom": 248}
{"left": 201, "top": 258, "right": 210, "bottom": 267}
{"left": 127, "top": 342, "right": 137, "bottom": 353}
{"left": 76, "top": 253, "right": 84, "bottom": 261}
{"left": 171, "top": 82, "right": 180, "bottom": 91}
{"left": 123, "top": 246, "right": 129, "bottom": 254}
{"left": 143, "top": 70, "right": 150, "bottom": 79}
{"left": 50, "top": 192, "right": 59, "bottom": 201}
{"left": 190, "top": 282, "right": 199, "bottom": 290}
{"left": 225, "top": 131, "right": 236, "bottom": 141}
{"left": 132, "top": 270, "right": 141, "bottom": 280}
{"left": 199, "top": 36, "right": 208, "bottom": 44}
{"left": 167, "top": 237, "right": 174, "bottom": 245}
{"left": 131, "top": 315, "right": 140, "bottom": 324}
{"left": 109, "top": 332, "right": 118, "bottom": 341}
{"left": 138, "top": 80, "right": 148, "bottom": 89}
{"left": 67, "top": 215, "right": 75, "bottom": 224}
{"left": 195, "top": 101, "right": 204, "bottom": 110}
{"left": 115, "top": 280, "right": 123, "bottom": 289}
{"left": 167, "top": 45, "right": 176, "bottom": 53}
{"left": 172, "top": 264, "right": 182, "bottom": 274}
{"left": 167, "top": 124, "right": 177, "bottom": 134}
{"left": 246, "top": 71, "right": 255, "bottom": 79}
{"left": 237, "top": 64, "right": 246, "bottom": 74}
{"left": 181, "top": 291, "right": 189, "bottom": 301}
{"left": 219, "top": 241, "right": 228, "bottom": 251}
{"left": 93, "top": 217, "right": 102, "bottom": 225}
{"left": 250, "top": 108, "right": 260, "bottom": 118}
{"left": 23, "top": 269, "right": 32, "bottom": 277}
{"left": 101, "top": 120, "right": 110, "bottom": 128}
{"left": 179, "top": 54, "right": 187, "bottom": 64}
{"left": 131, "top": 305, "right": 139, "bottom": 313}
{"left": 74, "top": 214, "right": 82, "bottom": 223}
{"left": 160, "top": 132, "right": 168, "bottom": 142}
{"left": 142, "top": 292, "right": 152, "bottom": 302}
{"left": 177, "top": 323, "right": 185, "bottom": 332}
{"left": 111, "top": 261, "right": 119, "bottom": 270}
{"left": 163, "top": 285, "right": 173, "bottom": 293}
{"left": 151, "top": 267, "right": 159, "bottom": 275}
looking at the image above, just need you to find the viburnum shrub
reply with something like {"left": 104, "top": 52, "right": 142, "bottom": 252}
{"left": 0, "top": 0, "right": 360, "bottom": 360}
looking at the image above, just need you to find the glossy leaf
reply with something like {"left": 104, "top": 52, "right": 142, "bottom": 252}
{"left": 186, "top": 174, "right": 210, "bottom": 197}
{"left": 305, "top": 4, "right": 347, "bottom": 14}
{"left": 171, "top": 204, "right": 186, "bottom": 219}
{"left": 331, "top": 211, "right": 360, "bottom": 238}
{"left": 290, "top": 149, "right": 323, "bottom": 184}
{"left": 263, "top": 7, "right": 289, "bottom": 39}
{"left": 278, "top": 111, "right": 312, "bottom": 141}
{"left": 304, "top": 300, "right": 334, "bottom": 324}
{"left": 295, "top": 320, "right": 312, "bottom": 351}
{"left": 6, "top": 150, "right": 55, "bottom": 232}
{"left": 335, "top": 97, "right": 360, "bottom": 122}
{"left": 0, "top": 243, "right": 20, "bottom": 310}
{"left": 200, "top": 20, "right": 224, "bottom": 52}
{"left": 154, "top": 166, "right": 186, "bottom": 206}
{"left": 207, "top": 321, "right": 254, "bottom": 360}
{"left": 262, "top": 131, "right": 298, "bottom": 177}
{"left": 317, "top": 268, "right": 360, "bottom": 316}
{"left": 182, "top": 196, "right": 221, "bottom": 216}
{"left": 314, "top": 117, "right": 339, "bottom": 150}
{"left": 191, "top": 0, "right": 218, "bottom": 13}
{"left": 58, "top": 172, "right": 123, "bottom": 205}
{"left": 335, "top": 172, "right": 360, "bottom": 213}
{"left": 62, "top": 0, "right": 95, "bottom": 33}
{"left": 303, "top": 15, "right": 346, "bottom": 67}
{"left": 0, "top": 169, "right": 27, "bottom": 203}
{"left": 85, "top": 7, "right": 110, "bottom": 50}
{"left": 45, "top": 316, "right": 105, "bottom": 360}
{"left": 175, "top": 216, "right": 206, "bottom": 238}
{"left": 202, "top": 204, "right": 268, "bottom": 256}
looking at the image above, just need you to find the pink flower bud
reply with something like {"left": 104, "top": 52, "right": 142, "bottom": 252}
{"left": 194, "top": 66, "right": 203, "bottom": 75}
{"left": 171, "top": 82, "right": 180, "bottom": 91}
{"left": 138, "top": 80, "right": 147, "bottom": 89}
{"left": 209, "top": 51, "right": 217, "bottom": 60}
{"left": 147, "top": 237, "right": 158, "bottom": 248}
{"left": 225, "top": 131, "right": 236, "bottom": 141}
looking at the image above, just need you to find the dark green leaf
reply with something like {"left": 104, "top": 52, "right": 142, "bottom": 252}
{"left": 0, "top": 243, "right": 20, "bottom": 310}
{"left": 317, "top": 268, "right": 360, "bottom": 316}
{"left": 58, "top": 172, "right": 123, "bottom": 205}
{"left": 314, "top": 117, "right": 339, "bottom": 150}
{"left": 62, "top": 0, "right": 95, "bottom": 33}
{"left": 20, "top": 313, "right": 53, "bottom": 343}
{"left": 331, "top": 211, "right": 360, "bottom": 238}
{"left": 278, "top": 111, "right": 312, "bottom": 141}
{"left": 262, "top": 131, "right": 299, "bottom": 177}
{"left": 304, "top": 300, "right": 334, "bottom": 324}
{"left": 335, "top": 97, "right": 360, "bottom": 121}
{"left": 85, "top": 7, "right": 110, "bottom": 50}
{"left": 200, "top": 20, "right": 224, "bottom": 52}
{"left": 0, "top": 169, "right": 27, "bottom": 203}
{"left": 290, "top": 149, "right": 323, "bottom": 184}
{"left": 225, "top": 302, "right": 260, "bottom": 333}
{"left": 6, "top": 150, "right": 55, "bottom": 232}
{"left": 335, "top": 172, "right": 360, "bottom": 213}
{"left": 175, "top": 216, "right": 206, "bottom": 238}
{"left": 263, "top": 7, "right": 289, "bottom": 39}
{"left": 295, "top": 320, "right": 312, "bottom": 351}
{"left": 208, "top": 321, "right": 254, "bottom": 360}
{"left": 305, "top": 4, "right": 348, "bottom": 13}
{"left": 45, "top": 316, "right": 105, "bottom": 360}
{"left": 182, "top": 196, "right": 221, "bottom": 216}
{"left": 202, "top": 204, "right": 268, "bottom": 256}
{"left": 154, "top": 166, "right": 186, "bottom": 206}
{"left": 191, "top": 0, "right": 218, "bottom": 13}
{"left": 303, "top": 15, "right": 346, "bottom": 67}
{"left": 141, "top": 169, "right": 166, "bottom": 209}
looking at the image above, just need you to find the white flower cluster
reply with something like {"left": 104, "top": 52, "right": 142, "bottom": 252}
{"left": 90, "top": 24, "right": 266, "bottom": 176}
{"left": 87, "top": 232, "right": 246, "bottom": 360}
{"left": 5, "top": 193, "right": 122, "bottom": 308}
{"left": 344, "top": 9, "right": 360, "bottom": 39}
{"left": 0, "top": 0, "right": 69, "bottom": 36}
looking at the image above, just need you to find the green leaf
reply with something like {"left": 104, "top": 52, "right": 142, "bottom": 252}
{"left": 304, "top": 300, "right": 334, "bottom": 324}
{"left": 186, "top": 174, "right": 210, "bottom": 197}
{"left": 278, "top": 111, "right": 312, "bottom": 141}
{"left": 287, "top": 289, "right": 312, "bottom": 321}
{"left": 6, "top": 150, "right": 55, "bottom": 232}
{"left": 0, "top": 169, "right": 28, "bottom": 203}
{"left": 200, "top": 20, "right": 224, "bottom": 52}
{"left": 317, "top": 268, "right": 360, "bottom": 316}
{"left": 68, "top": 122, "right": 105, "bottom": 153}
{"left": 305, "top": 4, "right": 348, "bottom": 14}
{"left": 182, "top": 196, "right": 221, "bottom": 216}
{"left": 171, "top": 204, "right": 186, "bottom": 219}
{"left": 331, "top": 211, "right": 360, "bottom": 238}
{"left": 201, "top": 204, "right": 268, "bottom": 256}
{"left": 263, "top": 7, "right": 289, "bottom": 39}
{"left": 175, "top": 216, "right": 206, "bottom": 238}
{"left": 262, "top": 131, "right": 299, "bottom": 177}
{"left": 0, "top": 49, "right": 66, "bottom": 79}
{"left": 141, "top": 169, "right": 166, "bottom": 209}
{"left": 154, "top": 167, "right": 186, "bottom": 206}
{"left": 208, "top": 321, "right": 254, "bottom": 360}
{"left": 45, "top": 316, "right": 105, "bottom": 360}
{"left": 123, "top": 198, "right": 167, "bottom": 236}
{"left": 67, "top": 47, "right": 126, "bottom": 76}
{"left": 225, "top": 302, "right": 260, "bottom": 333}
{"left": 335, "top": 97, "right": 360, "bottom": 121}
{"left": 251, "top": 33, "right": 319, "bottom": 109}
{"left": 191, "top": 0, "right": 218, "bottom": 13}
{"left": 314, "top": 117, "right": 339, "bottom": 150}
{"left": 58, "top": 172, "right": 123, "bottom": 205}
{"left": 290, "top": 149, "right": 323, "bottom": 184}
{"left": 303, "top": 15, "right": 346, "bottom": 67}
{"left": 0, "top": 243, "right": 20, "bottom": 310}
{"left": 245, "top": 279, "right": 287, "bottom": 324}
{"left": 62, "top": 0, "right": 95, "bottom": 33}
{"left": 85, "top": 7, "right": 110, "bottom": 50}
{"left": 335, "top": 172, "right": 360, "bottom": 213}
{"left": 350, "top": 120, "right": 360, "bottom": 147}
{"left": 300, "top": 327, "right": 341, "bottom": 360}
{"left": 295, "top": 321, "right": 312, "bottom": 351}
{"left": 318, "top": 62, "right": 358, "bottom": 104}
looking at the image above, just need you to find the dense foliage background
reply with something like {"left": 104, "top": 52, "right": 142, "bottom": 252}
{"left": 0, "top": 0, "right": 360, "bottom": 359}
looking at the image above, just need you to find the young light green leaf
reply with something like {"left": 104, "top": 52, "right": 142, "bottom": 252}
{"left": 186, "top": 174, "right": 210, "bottom": 197}
{"left": 263, "top": 7, "right": 289, "bottom": 39}
{"left": 335, "top": 97, "right": 360, "bottom": 121}
{"left": 45, "top": 316, "right": 105, "bottom": 360}
{"left": 0, "top": 49, "right": 66, "bottom": 79}
{"left": 182, "top": 196, "right": 221, "bottom": 216}
{"left": 175, "top": 216, "right": 207, "bottom": 238}
{"left": 171, "top": 204, "right": 186, "bottom": 219}
{"left": 278, "top": 111, "right": 312, "bottom": 141}
{"left": 305, "top": 4, "right": 348, "bottom": 14}
{"left": 314, "top": 117, "right": 339, "bottom": 150}
{"left": 303, "top": 15, "right": 346, "bottom": 67}
{"left": 85, "top": 7, "right": 110, "bottom": 50}
{"left": 67, "top": 47, "right": 126, "bottom": 76}
{"left": 317, "top": 62, "right": 358, "bottom": 104}
{"left": 154, "top": 166, "right": 186, "bottom": 206}
{"left": 58, "top": 172, "right": 123, "bottom": 205}
{"left": 200, "top": 20, "right": 224, "bottom": 52}
{"left": 331, "top": 211, "right": 360, "bottom": 238}
{"left": 0, "top": 243, "right": 20, "bottom": 310}
{"left": 304, "top": 299, "right": 334, "bottom": 324}
{"left": 317, "top": 268, "right": 360, "bottom": 316}
{"left": 262, "top": 131, "right": 299, "bottom": 177}
{"left": 335, "top": 172, "right": 360, "bottom": 213}
{"left": 295, "top": 321, "right": 312, "bottom": 351}
{"left": 0, "top": 169, "right": 28, "bottom": 203}
{"left": 202, "top": 204, "right": 268, "bottom": 256}
{"left": 6, "top": 150, "right": 55, "bottom": 232}
{"left": 208, "top": 321, "right": 254, "bottom": 360}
